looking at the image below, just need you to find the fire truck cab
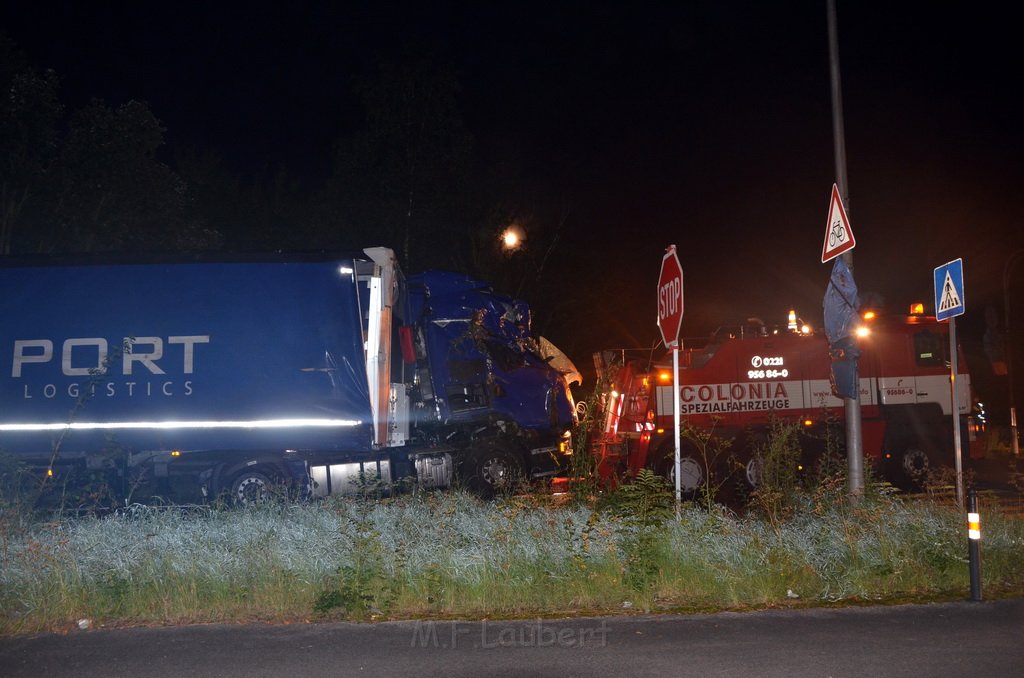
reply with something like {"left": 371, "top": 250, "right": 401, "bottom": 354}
{"left": 592, "top": 308, "right": 976, "bottom": 493}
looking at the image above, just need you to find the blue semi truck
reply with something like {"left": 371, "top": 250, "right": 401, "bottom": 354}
{"left": 0, "top": 247, "right": 578, "bottom": 504}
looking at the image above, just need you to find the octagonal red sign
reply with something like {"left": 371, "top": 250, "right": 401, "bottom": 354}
{"left": 657, "top": 245, "right": 684, "bottom": 348}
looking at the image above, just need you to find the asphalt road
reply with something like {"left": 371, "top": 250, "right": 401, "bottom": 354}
{"left": 2, "top": 598, "right": 1022, "bottom": 677}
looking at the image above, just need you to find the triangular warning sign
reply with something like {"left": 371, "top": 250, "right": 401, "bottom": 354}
{"left": 821, "top": 184, "right": 857, "bottom": 263}
{"left": 938, "top": 271, "right": 962, "bottom": 313}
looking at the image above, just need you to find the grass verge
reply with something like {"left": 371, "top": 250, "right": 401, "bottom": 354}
{"left": 2, "top": 487, "right": 1023, "bottom": 634}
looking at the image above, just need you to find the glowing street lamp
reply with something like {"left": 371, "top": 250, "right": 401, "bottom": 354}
{"left": 500, "top": 225, "right": 526, "bottom": 252}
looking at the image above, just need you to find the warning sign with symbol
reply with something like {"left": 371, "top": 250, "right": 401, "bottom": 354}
{"left": 821, "top": 184, "right": 857, "bottom": 263}
{"left": 933, "top": 258, "right": 965, "bottom": 321}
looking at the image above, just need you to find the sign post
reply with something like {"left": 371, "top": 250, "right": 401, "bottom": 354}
{"left": 821, "top": 183, "right": 864, "bottom": 500}
{"left": 934, "top": 258, "right": 966, "bottom": 506}
{"left": 657, "top": 245, "right": 684, "bottom": 516}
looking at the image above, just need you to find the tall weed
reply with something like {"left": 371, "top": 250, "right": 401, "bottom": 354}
{"left": 597, "top": 469, "right": 674, "bottom": 592}
{"left": 748, "top": 417, "right": 803, "bottom": 527}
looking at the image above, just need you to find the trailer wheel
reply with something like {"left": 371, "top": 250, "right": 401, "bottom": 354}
{"left": 461, "top": 444, "right": 523, "bottom": 498}
{"left": 229, "top": 471, "right": 274, "bottom": 505}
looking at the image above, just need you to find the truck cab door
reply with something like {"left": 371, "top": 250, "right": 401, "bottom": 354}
{"left": 874, "top": 328, "right": 918, "bottom": 409}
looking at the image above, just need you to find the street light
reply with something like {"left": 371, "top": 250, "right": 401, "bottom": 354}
{"left": 500, "top": 225, "right": 526, "bottom": 253}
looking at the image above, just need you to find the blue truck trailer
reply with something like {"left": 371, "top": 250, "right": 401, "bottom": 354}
{"left": 0, "top": 247, "right": 577, "bottom": 504}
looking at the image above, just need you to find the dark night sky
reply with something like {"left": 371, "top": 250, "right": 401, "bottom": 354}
{"left": 3, "top": 2, "right": 1022, "bottom": 362}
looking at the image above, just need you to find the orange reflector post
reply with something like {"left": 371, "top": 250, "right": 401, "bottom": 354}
{"left": 968, "top": 512, "right": 981, "bottom": 541}
{"left": 967, "top": 489, "right": 983, "bottom": 601}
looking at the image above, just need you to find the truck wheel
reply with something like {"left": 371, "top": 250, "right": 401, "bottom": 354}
{"left": 461, "top": 444, "right": 523, "bottom": 498}
{"left": 661, "top": 455, "right": 705, "bottom": 495}
{"left": 745, "top": 458, "right": 762, "bottom": 488}
{"left": 229, "top": 471, "right": 274, "bottom": 505}
{"left": 889, "top": 444, "right": 930, "bottom": 490}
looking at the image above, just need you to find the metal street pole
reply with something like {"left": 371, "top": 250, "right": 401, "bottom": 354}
{"left": 950, "top": 316, "right": 965, "bottom": 506}
{"left": 673, "top": 345, "right": 681, "bottom": 519}
{"left": 1003, "top": 250, "right": 1024, "bottom": 456}
{"left": 828, "top": 0, "right": 864, "bottom": 498}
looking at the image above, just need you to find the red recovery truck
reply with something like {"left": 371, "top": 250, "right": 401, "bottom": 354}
{"left": 591, "top": 306, "right": 979, "bottom": 493}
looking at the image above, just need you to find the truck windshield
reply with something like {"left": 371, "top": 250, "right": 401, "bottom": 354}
{"left": 913, "top": 330, "right": 948, "bottom": 367}
{"left": 484, "top": 339, "right": 527, "bottom": 372}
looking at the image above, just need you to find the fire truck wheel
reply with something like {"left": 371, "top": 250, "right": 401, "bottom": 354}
{"left": 461, "top": 444, "right": 523, "bottom": 498}
{"left": 229, "top": 471, "right": 274, "bottom": 505}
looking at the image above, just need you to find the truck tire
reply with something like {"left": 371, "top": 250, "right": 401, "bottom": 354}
{"left": 460, "top": 443, "right": 523, "bottom": 498}
{"left": 888, "top": 443, "right": 931, "bottom": 490}
{"left": 229, "top": 470, "right": 274, "bottom": 505}
{"left": 659, "top": 452, "right": 705, "bottom": 495}
{"left": 744, "top": 458, "right": 762, "bottom": 489}
{"left": 710, "top": 454, "right": 757, "bottom": 508}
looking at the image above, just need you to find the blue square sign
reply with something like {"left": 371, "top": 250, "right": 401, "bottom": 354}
{"left": 934, "top": 258, "right": 965, "bottom": 321}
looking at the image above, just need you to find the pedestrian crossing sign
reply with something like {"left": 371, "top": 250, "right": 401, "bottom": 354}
{"left": 933, "top": 258, "right": 965, "bottom": 321}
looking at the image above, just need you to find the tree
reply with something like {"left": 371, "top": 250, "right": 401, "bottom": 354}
{"left": 324, "top": 50, "right": 476, "bottom": 271}
{"left": 0, "top": 34, "right": 62, "bottom": 255}
{"left": 1, "top": 36, "right": 222, "bottom": 255}
{"left": 40, "top": 99, "right": 219, "bottom": 253}
{"left": 175, "top": 148, "right": 309, "bottom": 252}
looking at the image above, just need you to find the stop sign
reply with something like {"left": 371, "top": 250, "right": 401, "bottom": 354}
{"left": 657, "top": 245, "right": 684, "bottom": 348}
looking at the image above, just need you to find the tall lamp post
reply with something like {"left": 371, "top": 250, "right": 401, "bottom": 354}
{"left": 1004, "top": 249, "right": 1024, "bottom": 455}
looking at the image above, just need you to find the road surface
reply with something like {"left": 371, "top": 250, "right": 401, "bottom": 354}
{"left": 2, "top": 597, "right": 1022, "bottom": 677}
